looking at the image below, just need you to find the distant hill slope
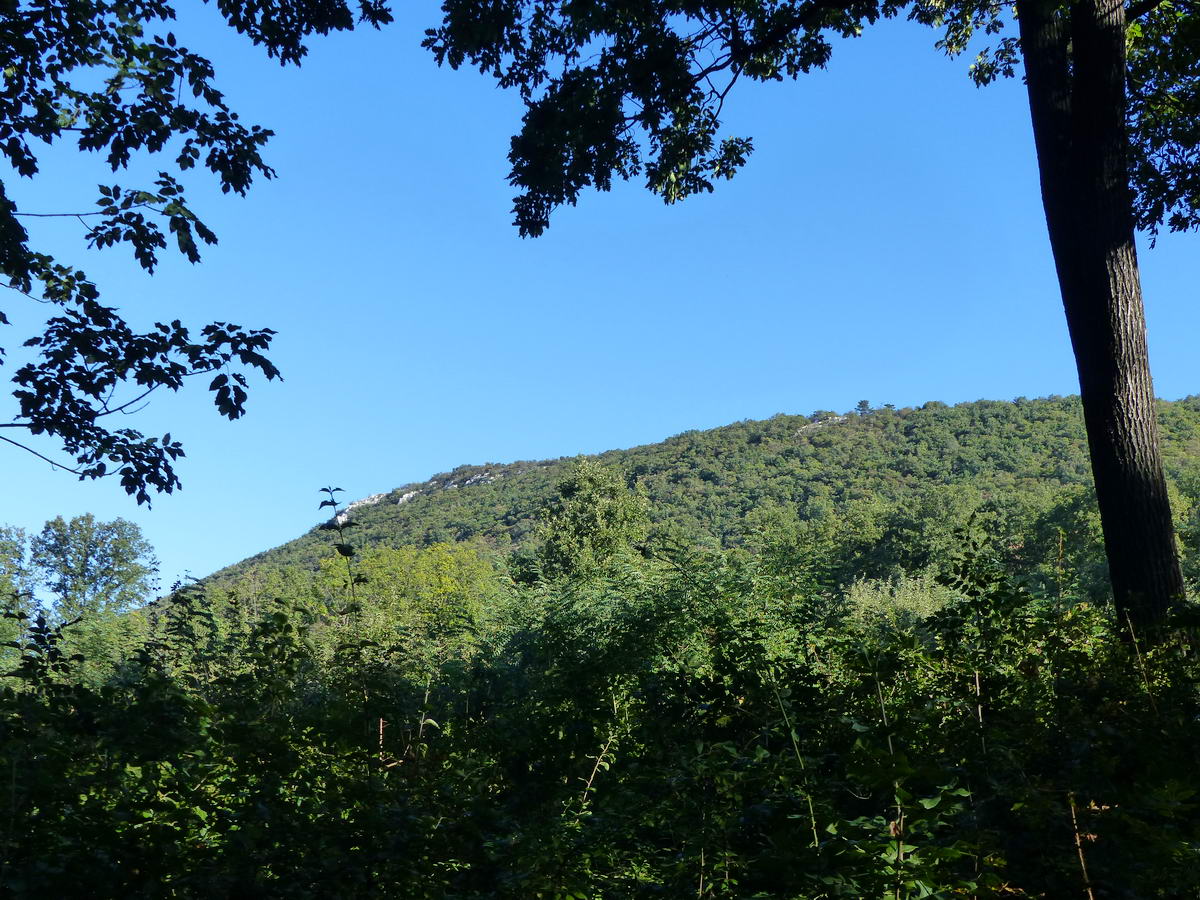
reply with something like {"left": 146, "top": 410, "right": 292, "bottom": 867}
{"left": 210, "top": 396, "right": 1200, "bottom": 582}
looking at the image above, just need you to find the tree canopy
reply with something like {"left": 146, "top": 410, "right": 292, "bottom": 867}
{"left": 0, "top": 0, "right": 392, "bottom": 502}
{"left": 425, "top": 0, "right": 1198, "bottom": 238}
{"left": 30, "top": 513, "right": 157, "bottom": 622}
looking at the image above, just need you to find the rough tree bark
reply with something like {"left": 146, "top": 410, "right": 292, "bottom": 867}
{"left": 1017, "top": 0, "right": 1184, "bottom": 630}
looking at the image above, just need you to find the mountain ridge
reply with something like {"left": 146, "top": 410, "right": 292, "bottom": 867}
{"left": 209, "top": 394, "right": 1200, "bottom": 585}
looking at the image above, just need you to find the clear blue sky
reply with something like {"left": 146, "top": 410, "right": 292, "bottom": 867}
{"left": 3, "top": 4, "right": 1198, "bottom": 589}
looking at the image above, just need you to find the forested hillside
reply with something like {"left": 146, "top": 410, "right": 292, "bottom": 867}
{"left": 7, "top": 421, "right": 1200, "bottom": 897}
{"left": 215, "top": 395, "right": 1200, "bottom": 597}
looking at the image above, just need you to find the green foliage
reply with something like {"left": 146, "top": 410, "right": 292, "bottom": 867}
{"left": 4, "top": 469, "right": 1200, "bottom": 896}
{"left": 0, "top": 527, "right": 33, "bottom": 601}
{"left": 1127, "top": 1, "right": 1200, "bottom": 236}
{"left": 0, "top": 526, "right": 35, "bottom": 670}
{"left": 31, "top": 514, "right": 157, "bottom": 623}
{"left": 845, "top": 570, "right": 955, "bottom": 627}
{"left": 0, "top": 515, "right": 157, "bottom": 684}
{"left": 314, "top": 542, "right": 507, "bottom": 671}
{"left": 532, "top": 459, "right": 650, "bottom": 581}
{"left": 217, "top": 396, "right": 1200, "bottom": 605}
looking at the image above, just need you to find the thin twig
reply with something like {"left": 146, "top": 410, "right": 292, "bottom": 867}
{"left": 1, "top": 282, "right": 55, "bottom": 304}
{"left": 767, "top": 674, "right": 820, "bottom": 849}
{"left": 974, "top": 669, "right": 987, "bottom": 755}
{"left": 1124, "top": 613, "right": 1159, "bottom": 715}
{"left": 873, "top": 667, "right": 903, "bottom": 899}
{"left": 1067, "top": 792, "right": 1097, "bottom": 900}
{"left": 578, "top": 730, "right": 617, "bottom": 809}
{"left": 13, "top": 203, "right": 158, "bottom": 218}
{"left": 0, "top": 434, "right": 89, "bottom": 475}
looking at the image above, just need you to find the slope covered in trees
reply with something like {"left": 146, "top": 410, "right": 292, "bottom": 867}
{"left": 425, "top": 0, "right": 1200, "bottom": 626}
{"left": 214, "top": 395, "right": 1200, "bottom": 599}
{"left": 6, "top": 449, "right": 1200, "bottom": 897}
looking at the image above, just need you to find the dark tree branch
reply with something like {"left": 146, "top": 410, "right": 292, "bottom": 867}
{"left": 95, "top": 384, "right": 163, "bottom": 418}
{"left": 0, "top": 433, "right": 90, "bottom": 476}
{"left": 14, "top": 203, "right": 162, "bottom": 219}
{"left": 2, "top": 283, "right": 54, "bottom": 304}
{"left": 1125, "top": 0, "right": 1165, "bottom": 20}
{"left": 0, "top": 0, "right": 386, "bottom": 502}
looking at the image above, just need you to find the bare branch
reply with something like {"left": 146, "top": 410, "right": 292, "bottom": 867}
{"left": 0, "top": 433, "right": 91, "bottom": 476}
{"left": 15, "top": 202, "right": 159, "bottom": 218}
{"left": 95, "top": 384, "right": 163, "bottom": 418}
{"left": 2, "top": 282, "right": 54, "bottom": 304}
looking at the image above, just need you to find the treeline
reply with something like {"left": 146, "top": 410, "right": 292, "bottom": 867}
{"left": 214, "top": 396, "right": 1200, "bottom": 592}
{"left": 3, "top": 463, "right": 1199, "bottom": 897}
{"left": 0, "top": 515, "right": 158, "bottom": 683}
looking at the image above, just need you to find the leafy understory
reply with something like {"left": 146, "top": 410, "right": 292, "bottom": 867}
{"left": 3, "top": 456, "right": 1199, "bottom": 897}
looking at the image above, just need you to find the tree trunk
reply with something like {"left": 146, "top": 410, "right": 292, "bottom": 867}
{"left": 1016, "top": 0, "right": 1184, "bottom": 630}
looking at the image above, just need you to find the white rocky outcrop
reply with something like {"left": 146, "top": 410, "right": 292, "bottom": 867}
{"left": 335, "top": 492, "right": 388, "bottom": 525}
{"left": 796, "top": 415, "right": 848, "bottom": 435}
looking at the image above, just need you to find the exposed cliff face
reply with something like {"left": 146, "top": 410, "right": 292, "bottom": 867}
{"left": 334, "top": 492, "right": 389, "bottom": 525}
{"left": 329, "top": 467, "right": 535, "bottom": 526}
